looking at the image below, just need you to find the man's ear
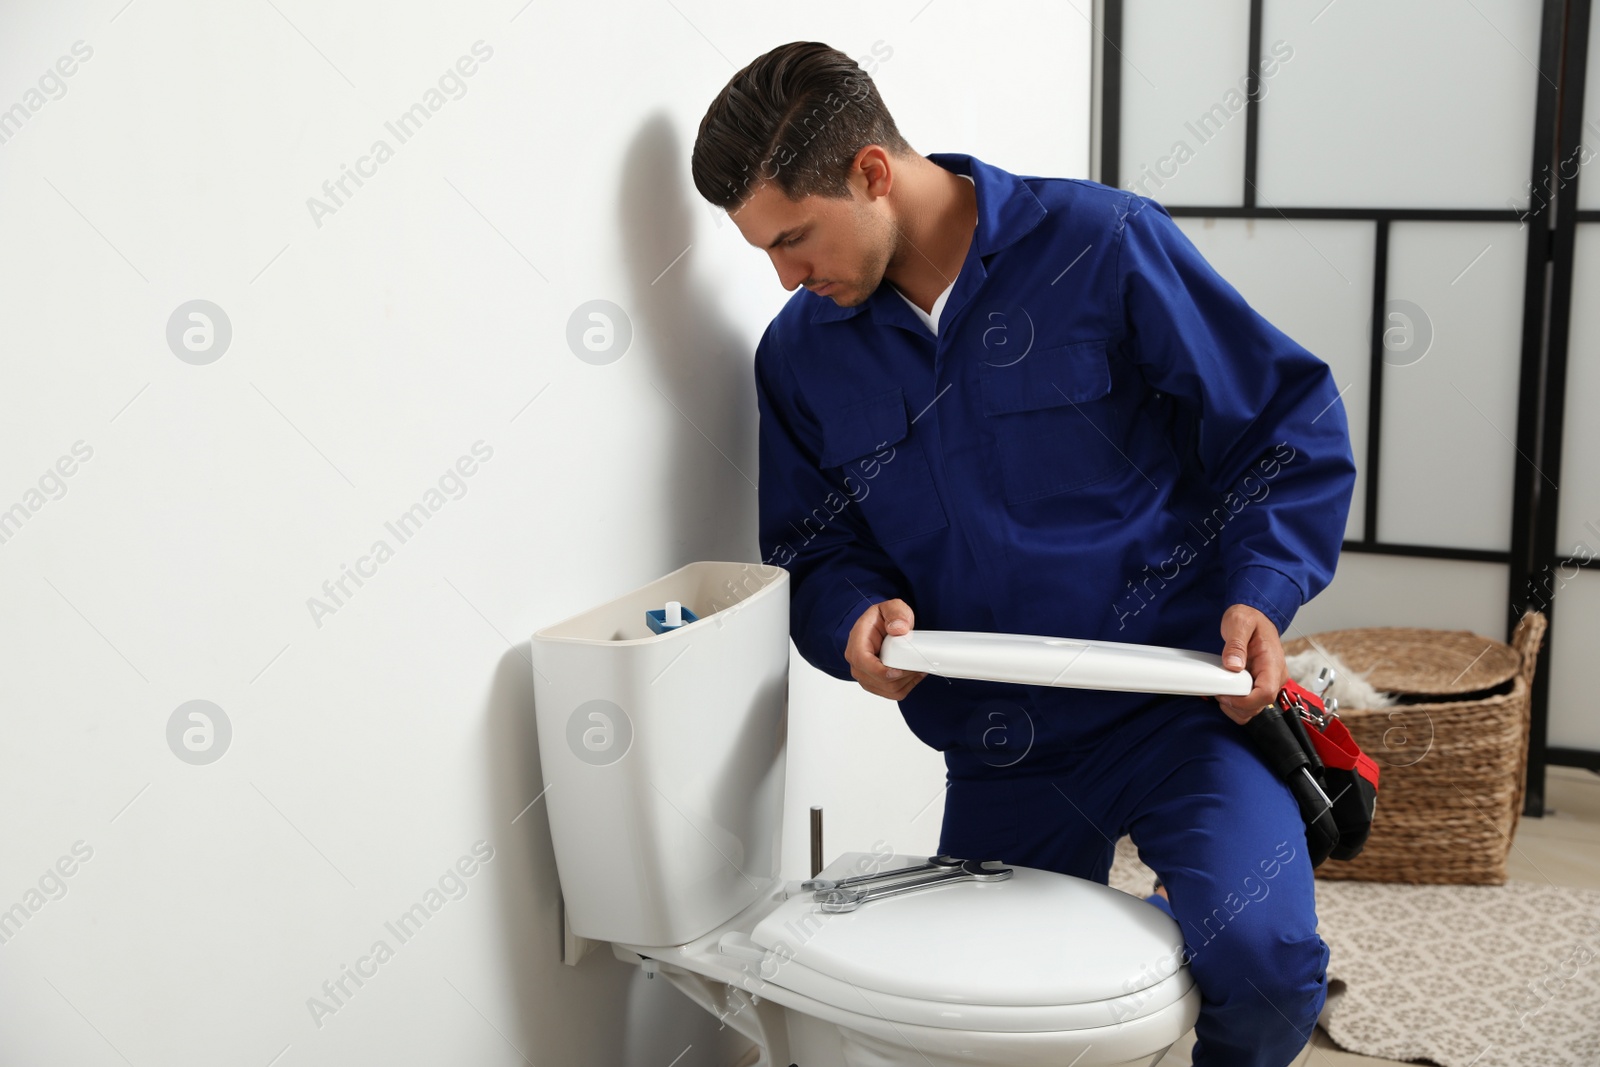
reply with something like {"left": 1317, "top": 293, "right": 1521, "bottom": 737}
{"left": 853, "top": 144, "right": 894, "bottom": 200}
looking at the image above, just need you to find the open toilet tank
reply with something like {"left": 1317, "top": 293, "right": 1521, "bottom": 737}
{"left": 530, "top": 561, "right": 1199, "bottom": 1067}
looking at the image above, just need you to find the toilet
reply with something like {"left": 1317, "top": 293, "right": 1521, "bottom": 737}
{"left": 531, "top": 561, "right": 1200, "bottom": 1066}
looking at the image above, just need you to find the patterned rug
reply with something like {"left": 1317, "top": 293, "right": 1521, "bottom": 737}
{"left": 1108, "top": 837, "right": 1600, "bottom": 1066}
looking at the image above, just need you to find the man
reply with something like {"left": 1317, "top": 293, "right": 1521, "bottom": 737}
{"left": 692, "top": 41, "right": 1356, "bottom": 1067}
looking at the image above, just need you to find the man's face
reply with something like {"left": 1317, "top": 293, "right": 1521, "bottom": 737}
{"left": 728, "top": 173, "right": 894, "bottom": 307}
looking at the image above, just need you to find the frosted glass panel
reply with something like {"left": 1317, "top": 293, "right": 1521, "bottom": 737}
{"left": 1297, "top": 554, "right": 1507, "bottom": 639}
{"left": 1174, "top": 218, "right": 1374, "bottom": 541}
{"left": 1549, "top": 570, "right": 1600, "bottom": 750}
{"left": 1377, "top": 223, "right": 1526, "bottom": 551}
{"left": 1555, "top": 225, "right": 1600, "bottom": 551}
{"left": 1119, "top": 0, "right": 1251, "bottom": 206}
{"left": 1258, "top": 0, "right": 1540, "bottom": 209}
{"left": 1581, "top": 10, "right": 1600, "bottom": 211}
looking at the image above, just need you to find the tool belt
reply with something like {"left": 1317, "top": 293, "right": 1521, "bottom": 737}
{"left": 1242, "top": 678, "right": 1381, "bottom": 867}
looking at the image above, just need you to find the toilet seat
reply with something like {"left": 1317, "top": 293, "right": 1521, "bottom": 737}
{"left": 736, "top": 953, "right": 1190, "bottom": 1036}
{"left": 639, "top": 947, "right": 1198, "bottom": 1067}
{"left": 751, "top": 954, "right": 1193, "bottom": 1033}
{"left": 618, "top": 853, "right": 1200, "bottom": 1065}
{"left": 743, "top": 857, "right": 1192, "bottom": 1032}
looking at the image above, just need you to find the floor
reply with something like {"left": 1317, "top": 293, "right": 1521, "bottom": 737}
{"left": 1154, "top": 764, "right": 1600, "bottom": 1066}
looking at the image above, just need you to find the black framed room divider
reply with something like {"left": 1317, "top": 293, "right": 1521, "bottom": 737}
{"left": 1096, "top": 0, "right": 1598, "bottom": 815}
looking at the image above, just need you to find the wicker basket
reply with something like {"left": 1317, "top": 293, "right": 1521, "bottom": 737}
{"left": 1282, "top": 610, "right": 1547, "bottom": 885}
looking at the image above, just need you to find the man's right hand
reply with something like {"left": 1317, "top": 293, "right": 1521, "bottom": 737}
{"left": 845, "top": 598, "right": 927, "bottom": 700}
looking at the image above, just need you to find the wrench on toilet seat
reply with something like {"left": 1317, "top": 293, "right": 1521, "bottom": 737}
{"left": 800, "top": 853, "right": 964, "bottom": 892}
{"left": 815, "top": 859, "right": 1013, "bottom": 913}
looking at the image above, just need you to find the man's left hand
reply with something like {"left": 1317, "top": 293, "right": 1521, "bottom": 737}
{"left": 1215, "top": 604, "right": 1287, "bottom": 725}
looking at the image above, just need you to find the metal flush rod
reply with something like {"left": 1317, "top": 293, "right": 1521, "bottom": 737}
{"left": 810, "top": 806, "right": 823, "bottom": 878}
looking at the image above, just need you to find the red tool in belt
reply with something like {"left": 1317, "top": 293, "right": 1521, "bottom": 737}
{"left": 1242, "top": 671, "right": 1381, "bottom": 868}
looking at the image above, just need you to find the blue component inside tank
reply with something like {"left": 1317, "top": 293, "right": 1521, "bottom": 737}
{"left": 645, "top": 604, "right": 700, "bottom": 634}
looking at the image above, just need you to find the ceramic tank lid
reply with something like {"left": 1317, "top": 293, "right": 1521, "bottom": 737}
{"left": 749, "top": 853, "right": 1185, "bottom": 1008}
{"left": 879, "top": 630, "right": 1253, "bottom": 697}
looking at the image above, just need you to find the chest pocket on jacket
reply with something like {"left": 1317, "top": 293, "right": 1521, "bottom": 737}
{"left": 979, "top": 339, "right": 1131, "bottom": 504}
{"left": 818, "top": 387, "right": 949, "bottom": 544}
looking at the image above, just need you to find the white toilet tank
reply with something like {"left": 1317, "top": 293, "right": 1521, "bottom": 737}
{"left": 530, "top": 561, "right": 790, "bottom": 948}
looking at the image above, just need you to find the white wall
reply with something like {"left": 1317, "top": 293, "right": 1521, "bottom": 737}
{"left": 0, "top": 2, "right": 1092, "bottom": 1064}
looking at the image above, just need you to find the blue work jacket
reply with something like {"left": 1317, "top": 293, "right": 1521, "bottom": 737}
{"left": 753, "top": 152, "right": 1357, "bottom": 778}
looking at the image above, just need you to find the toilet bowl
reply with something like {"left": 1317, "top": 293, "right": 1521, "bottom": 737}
{"left": 530, "top": 563, "right": 1199, "bottom": 1066}
{"left": 614, "top": 850, "right": 1199, "bottom": 1066}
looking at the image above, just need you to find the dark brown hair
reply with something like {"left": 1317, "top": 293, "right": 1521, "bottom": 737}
{"left": 691, "top": 41, "right": 912, "bottom": 211}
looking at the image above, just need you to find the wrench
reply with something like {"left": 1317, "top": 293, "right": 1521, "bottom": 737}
{"left": 814, "top": 859, "right": 1013, "bottom": 913}
{"left": 800, "top": 853, "right": 963, "bottom": 892}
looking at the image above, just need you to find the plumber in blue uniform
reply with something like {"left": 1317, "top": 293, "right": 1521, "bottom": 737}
{"left": 692, "top": 42, "right": 1356, "bottom": 1067}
